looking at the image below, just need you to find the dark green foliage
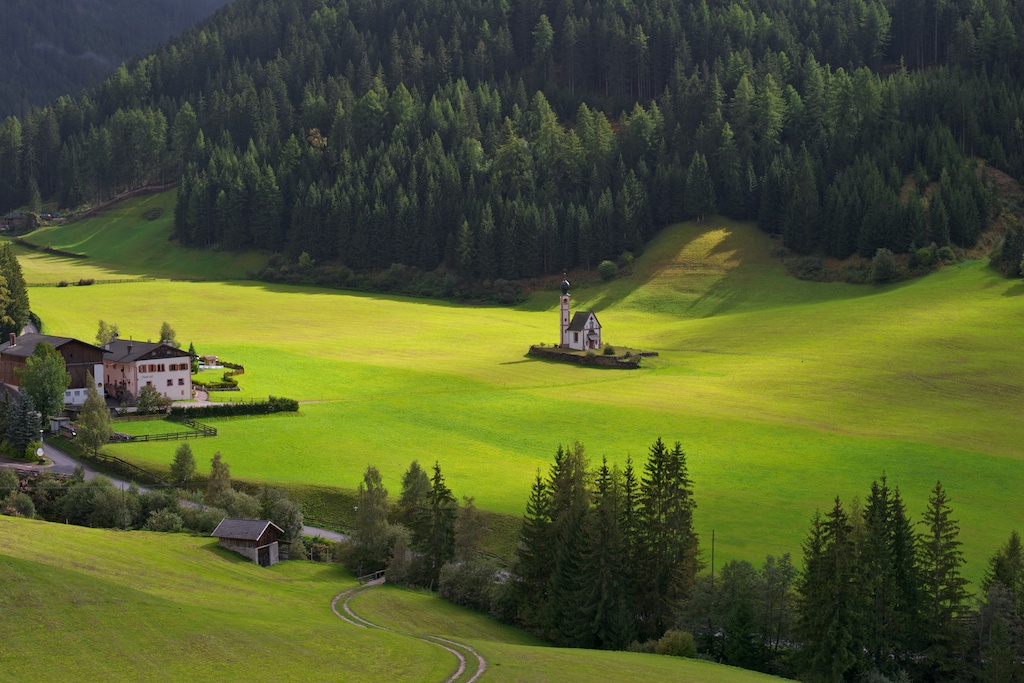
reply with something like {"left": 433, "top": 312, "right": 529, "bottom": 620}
{"left": 918, "top": 482, "right": 970, "bottom": 680}
{"left": 260, "top": 486, "right": 304, "bottom": 542}
{"left": 636, "top": 438, "right": 698, "bottom": 638}
{"left": 511, "top": 440, "right": 698, "bottom": 650}
{"left": 345, "top": 465, "right": 400, "bottom": 574}
{"left": 438, "top": 559, "right": 498, "bottom": 613}
{"left": 421, "top": 461, "right": 459, "bottom": 586}
{"left": 5, "top": 391, "right": 40, "bottom": 453}
{"left": 1, "top": 0, "right": 1017, "bottom": 286}
{"left": 0, "top": 244, "right": 30, "bottom": 337}
{"left": 168, "top": 397, "right": 298, "bottom": 419}
{"left": 170, "top": 442, "right": 196, "bottom": 487}
{"left": 17, "top": 342, "right": 69, "bottom": 420}
{"left": 77, "top": 373, "right": 111, "bottom": 457}
{"left": 992, "top": 224, "right": 1024, "bottom": 277}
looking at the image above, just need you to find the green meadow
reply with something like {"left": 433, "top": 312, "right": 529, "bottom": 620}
{"left": 20, "top": 194, "right": 1024, "bottom": 584}
{"left": 0, "top": 517, "right": 784, "bottom": 682}
{"left": 15, "top": 190, "right": 267, "bottom": 281}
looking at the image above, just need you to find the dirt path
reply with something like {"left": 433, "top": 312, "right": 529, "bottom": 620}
{"left": 330, "top": 579, "right": 487, "bottom": 683}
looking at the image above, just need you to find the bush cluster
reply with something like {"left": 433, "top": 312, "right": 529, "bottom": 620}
{"left": 256, "top": 258, "right": 525, "bottom": 304}
{"left": 169, "top": 396, "right": 298, "bottom": 419}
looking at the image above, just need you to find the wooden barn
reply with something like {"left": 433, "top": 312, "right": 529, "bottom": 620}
{"left": 0, "top": 333, "right": 106, "bottom": 407}
{"left": 211, "top": 518, "right": 285, "bottom": 567}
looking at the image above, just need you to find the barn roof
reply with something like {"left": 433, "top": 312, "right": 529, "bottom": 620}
{"left": 104, "top": 339, "right": 190, "bottom": 363}
{"left": 211, "top": 518, "right": 284, "bottom": 541}
{"left": 567, "top": 311, "right": 600, "bottom": 332}
{"left": 0, "top": 333, "right": 102, "bottom": 359}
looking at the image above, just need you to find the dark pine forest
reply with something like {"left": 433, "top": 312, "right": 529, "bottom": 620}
{"left": 0, "top": 0, "right": 231, "bottom": 118}
{"left": 0, "top": 0, "right": 1023, "bottom": 281}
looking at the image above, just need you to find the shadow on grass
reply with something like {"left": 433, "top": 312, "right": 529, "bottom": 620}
{"left": 1002, "top": 283, "right": 1024, "bottom": 297}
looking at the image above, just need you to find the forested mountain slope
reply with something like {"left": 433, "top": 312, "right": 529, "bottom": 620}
{"left": 0, "top": 0, "right": 231, "bottom": 118}
{"left": 1, "top": 0, "right": 1022, "bottom": 279}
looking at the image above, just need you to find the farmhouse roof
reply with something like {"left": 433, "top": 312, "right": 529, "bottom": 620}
{"left": 104, "top": 339, "right": 190, "bottom": 363}
{"left": 567, "top": 311, "right": 600, "bottom": 332}
{"left": 0, "top": 333, "right": 103, "bottom": 359}
{"left": 211, "top": 518, "right": 284, "bottom": 541}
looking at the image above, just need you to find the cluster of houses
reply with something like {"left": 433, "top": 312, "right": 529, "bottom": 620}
{"left": 0, "top": 332, "right": 193, "bottom": 406}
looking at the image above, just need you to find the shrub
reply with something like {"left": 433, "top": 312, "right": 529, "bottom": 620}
{"left": 57, "top": 280, "right": 68, "bottom": 287}
{"left": 603, "top": 345, "right": 616, "bottom": 355}
{"left": 169, "top": 396, "right": 299, "bottom": 419}
{"left": 870, "top": 248, "right": 899, "bottom": 283}
{"left": 627, "top": 639, "right": 658, "bottom": 654}
{"left": 792, "top": 256, "right": 825, "bottom": 281}
{"left": 180, "top": 505, "right": 228, "bottom": 533}
{"left": 585, "top": 350, "right": 596, "bottom": 357}
{"left": 3, "top": 492, "right": 35, "bottom": 518}
{"left": 76, "top": 278, "right": 95, "bottom": 286}
{"left": 438, "top": 560, "right": 497, "bottom": 613}
{"left": 655, "top": 630, "right": 697, "bottom": 658}
{"left": 598, "top": 260, "right": 619, "bottom": 281}
{"left": 286, "top": 537, "right": 306, "bottom": 560}
{"left": 144, "top": 508, "right": 184, "bottom": 532}
{"left": 141, "top": 208, "right": 163, "bottom": 221}
{"left": 937, "top": 245, "right": 956, "bottom": 263}
{"left": 0, "top": 468, "right": 19, "bottom": 493}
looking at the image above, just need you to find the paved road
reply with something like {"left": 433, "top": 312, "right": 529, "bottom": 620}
{"left": 4, "top": 439, "right": 346, "bottom": 541}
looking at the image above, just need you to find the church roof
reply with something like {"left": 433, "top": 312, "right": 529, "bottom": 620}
{"left": 567, "top": 311, "right": 600, "bottom": 331}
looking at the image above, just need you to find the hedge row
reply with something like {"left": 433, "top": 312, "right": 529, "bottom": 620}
{"left": 169, "top": 396, "right": 299, "bottom": 418}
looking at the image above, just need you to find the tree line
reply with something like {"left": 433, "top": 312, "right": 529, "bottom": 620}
{"left": 338, "top": 440, "right": 1024, "bottom": 681}
{"left": 0, "top": 0, "right": 1022, "bottom": 282}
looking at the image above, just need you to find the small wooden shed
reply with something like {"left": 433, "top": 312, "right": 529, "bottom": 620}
{"left": 211, "top": 518, "right": 285, "bottom": 567}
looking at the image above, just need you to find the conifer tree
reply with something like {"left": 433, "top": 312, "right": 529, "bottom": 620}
{"left": 0, "top": 244, "right": 29, "bottom": 337}
{"left": 583, "top": 457, "right": 634, "bottom": 649}
{"left": 423, "top": 461, "right": 458, "bottom": 586}
{"left": 397, "top": 460, "right": 431, "bottom": 530}
{"left": 683, "top": 151, "right": 715, "bottom": 223}
{"left": 636, "top": 438, "right": 698, "bottom": 638}
{"left": 515, "top": 469, "right": 553, "bottom": 628}
{"left": 5, "top": 391, "right": 40, "bottom": 452}
{"left": 545, "top": 442, "right": 592, "bottom": 646}
{"left": 919, "top": 481, "right": 969, "bottom": 680}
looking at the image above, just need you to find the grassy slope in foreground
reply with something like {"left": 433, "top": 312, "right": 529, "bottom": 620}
{"left": 0, "top": 516, "right": 448, "bottom": 682}
{"left": 352, "top": 585, "right": 787, "bottom": 682}
{"left": 22, "top": 215, "right": 1024, "bottom": 584}
{"left": 17, "top": 190, "right": 266, "bottom": 281}
{"left": 0, "top": 517, "right": 779, "bottom": 683}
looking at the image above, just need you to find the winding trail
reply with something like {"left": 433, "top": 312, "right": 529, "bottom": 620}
{"left": 330, "top": 578, "right": 487, "bottom": 683}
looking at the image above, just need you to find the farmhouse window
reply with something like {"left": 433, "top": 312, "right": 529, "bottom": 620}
{"left": 167, "top": 379, "right": 173, "bottom": 387}
{"left": 146, "top": 381, "right": 152, "bottom": 386}
{"left": 178, "top": 379, "right": 184, "bottom": 385}
{"left": 158, "top": 364, "right": 165, "bottom": 372}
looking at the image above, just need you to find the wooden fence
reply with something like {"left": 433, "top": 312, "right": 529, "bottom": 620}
{"left": 109, "top": 418, "right": 216, "bottom": 443}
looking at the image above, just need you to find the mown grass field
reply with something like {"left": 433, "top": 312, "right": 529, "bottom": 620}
{"left": 0, "top": 518, "right": 779, "bottom": 682}
{"left": 20, "top": 192, "right": 1024, "bottom": 583}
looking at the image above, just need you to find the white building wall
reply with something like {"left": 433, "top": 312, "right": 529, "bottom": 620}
{"left": 134, "top": 359, "right": 192, "bottom": 400}
{"left": 63, "top": 363, "right": 105, "bottom": 406}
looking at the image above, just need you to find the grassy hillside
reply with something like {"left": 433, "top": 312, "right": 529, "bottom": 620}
{"left": 0, "top": 517, "right": 449, "bottom": 682}
{"left": 19, "top": 212, "right": 1024, "bottom": 583}
{"left": 18, "top": 191, "right": 267, "bottom": 281}
{"left": 0, "top": 517, "right": 783, "bottom": 682}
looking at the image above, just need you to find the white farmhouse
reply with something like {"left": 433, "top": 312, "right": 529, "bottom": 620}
{"left": 103, "top": 339, "right": 193, "bottom": 402}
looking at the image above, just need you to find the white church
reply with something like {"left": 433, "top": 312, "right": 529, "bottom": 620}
{"left": 559, "top": 279, "right": 602, "bottom": 351}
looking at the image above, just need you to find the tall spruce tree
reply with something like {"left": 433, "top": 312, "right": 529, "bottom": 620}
{"left": 0, "top": 244, "right": 29, "bottom": 338}
{"left": 919, "top": 481, "right": 969, "bottom": 680}
{"left": 5, "top": 391, "right": 40, "bottom": 452}
{"left": 422, "top": 461, "right": 458, "bottom": 586}
{"left": 636, "top": 438, "right": 698, "bottom": 638}
{"left": 583, "top": 457, "right": 634, "bottom": 649}
{"left": 514, "top": 469, "right": 553, "bottom": 629}
{"left": 797, "top": 499, "right": 863, "bottom": 682}
{"left": 545, "top": 442, "right": 592, "bottom": 646}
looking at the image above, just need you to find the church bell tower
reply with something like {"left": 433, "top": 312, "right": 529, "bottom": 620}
{"left": 559, "top": 278, "right": 571, "bottom": 348}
